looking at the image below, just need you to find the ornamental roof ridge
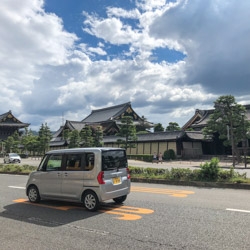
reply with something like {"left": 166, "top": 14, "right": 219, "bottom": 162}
{"left": 91, "top": 102, "right": 131, "bottom": 113}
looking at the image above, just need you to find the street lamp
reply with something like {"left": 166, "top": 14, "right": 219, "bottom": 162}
{"left": 240, "top": 111, "right": 247, "bottom": 168}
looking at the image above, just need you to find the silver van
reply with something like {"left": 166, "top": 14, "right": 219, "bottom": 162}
{"left": 26, "top": 148, "right": 131, "bottom": 211}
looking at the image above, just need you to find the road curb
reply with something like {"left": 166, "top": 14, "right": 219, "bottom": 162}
{"left": 1, "top": 172, "right": 250, "bottom": 190}
{"left": 131, "top": 177, "right": 250, "bottom": 190}
{"left": 0, "top": 172, "right": 29, "bottom": 175}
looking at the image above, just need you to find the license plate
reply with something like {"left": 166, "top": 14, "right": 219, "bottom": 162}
{"left": 113, "top": 177, "right": 121, "bottom": 184}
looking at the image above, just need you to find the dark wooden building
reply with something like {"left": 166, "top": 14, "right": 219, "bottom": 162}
{"left": 0, "top": 111, "right": 29, "bottom": 151}
{"left": 182, "top": 105, "right": 250, "bottom": 155}
{"left": 50, "top": 102, "right": 154, "bottom": 149}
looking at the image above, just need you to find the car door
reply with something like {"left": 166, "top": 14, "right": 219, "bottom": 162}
{"left": 39, "top": 154, "right": 63, "bottom": 198}
{"left": 61, "top": 153, "right": 84, "bottom": 200}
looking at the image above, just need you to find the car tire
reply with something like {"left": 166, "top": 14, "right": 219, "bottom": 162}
{"left": 82, "top": 191, "right": 99, "bottom": 211}
{"left": 28, "top": 185, "right": 41, "bottom": 203}
{"left": 113, "top": 195, "right": 127, "bottom": 204}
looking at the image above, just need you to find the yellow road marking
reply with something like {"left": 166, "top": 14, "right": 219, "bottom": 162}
{"left": 13, "top": 199, "right": 154, "bottom": 221}
{"left": 99, "top": 210, "right": 142, "bottom": 220}
{"left": 103, "top": 205, "right": 154, "bottom": 214}
{"left": 131, "top": 187, "right": 195, "bottom": 197}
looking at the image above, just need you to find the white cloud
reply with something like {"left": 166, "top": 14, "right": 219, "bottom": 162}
{"left": 0, "top": 0, "right": 77, "bottom": 118}
{"left": 107, "top": 7, "right": 141, "bottom": 19}
{"left": 2, "top": 0, "right": 246, "bottom": 132}
{"left": 150, "top": 0, "right": 250, "bottom": 94}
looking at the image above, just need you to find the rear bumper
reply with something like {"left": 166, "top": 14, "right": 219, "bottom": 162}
{"left": 99, "top": 186, "right": 130, "bottom": 202}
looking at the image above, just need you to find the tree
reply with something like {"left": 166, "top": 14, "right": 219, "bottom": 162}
{"left": 69, "top": 130, "right": 80, "bottom": 148}
{"left": 136, "top": 115, "right": 150, "bottom": 132}
{"left": 92, "top": 126, "right": 103, "bottom": 147}
{"left": 38, "top": 123, "right": 52, "bottom": 154}
{"left": 12, "top": 131, "right": 20, "bottom": 153}
{"left": 80, "top": 126, "right": 94, "bottom": 147}
{"left": 21, "top": 128, "right": 39, "bottom": 156}
{"left": 63, "top": 129, "right": 70, "bottom": 141}
{"left": 4, "top": 136, "right": 14, "bottom": 153}
{"left": 116, "top": 116, "right": 137, "bottom": 149}
{"left": 154, "top": 123, "right": 164, "bottom": 132}
{"left": 166, "top": 122, "right": 181, "bottom": 131}
{"left": 203, "top": 95, "right": 250, "bottom": 167}
{"left": 4, "top": 131, "right": 20, "bottom": 153}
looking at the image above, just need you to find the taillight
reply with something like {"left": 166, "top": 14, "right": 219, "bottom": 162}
{"left": 126, "top": 168, "right": 131, "bottom": 179}
{"left": 97, "top": 171, "right": 105, "bottom": 184}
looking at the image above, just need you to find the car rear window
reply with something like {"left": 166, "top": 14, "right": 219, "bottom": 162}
{"left": 102, "top": 150, "right": 127, "bottom": 171}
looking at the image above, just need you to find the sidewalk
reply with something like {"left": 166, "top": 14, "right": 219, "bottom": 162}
{"left": 128, "top": 159, "right": 250, "bottom": 177}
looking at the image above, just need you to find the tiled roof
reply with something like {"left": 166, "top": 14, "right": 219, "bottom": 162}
{"left": 82, "top": 102, "right": 131, "bottom": 123}
{"left": 0, "top": 110, "right": 29, "bottom": 127}
{"left": 184, "top": 105, "right": 250, "bottom": 130}
{"left": 103, "top": 131, "right": 186, "bottom": 143}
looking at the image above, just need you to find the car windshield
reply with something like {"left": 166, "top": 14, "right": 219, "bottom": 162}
{"left": 9, "top": 153, "right": 19, "bottom": 157}
{"left": 102, "top": 150, "right": 127, "bottom": 171}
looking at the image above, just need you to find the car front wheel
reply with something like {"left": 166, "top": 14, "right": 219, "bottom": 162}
{"left": 83, "top": 191, "right": 99, "bottom": 211}
{"left": 28, "top": 186, "right": 41, "bottom": 203}
{"left": 113, "top": 195, "right": 127, "bottom": 204}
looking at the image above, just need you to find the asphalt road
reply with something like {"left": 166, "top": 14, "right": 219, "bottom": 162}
{"left": 1, "top": 174, "right": 250, "bottom": 249}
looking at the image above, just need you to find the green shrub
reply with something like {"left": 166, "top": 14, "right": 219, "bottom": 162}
{"left": 163, "top": 149, "right": 176, "bottom": 160}
{"left": 0, "top": 164, "right": 37, "bottom": 173}
{"left": 127, "top": 154, "right": 153, "bottom": 162}
{"left": 200, "top": 158, "right": 220, "bottom": 181}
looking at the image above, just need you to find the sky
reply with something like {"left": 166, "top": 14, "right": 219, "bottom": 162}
{"left": 1, "top": 0, "right": 250, "bottom": 131}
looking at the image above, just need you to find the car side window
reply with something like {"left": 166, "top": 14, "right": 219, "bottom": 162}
{"left": 83, "top": 153, "right": 95, "bottom": 171}
{"left": 65, "top": 154, "right": 82, "bottom": 171}
{"left": 45, "top": 155, "right": 62, "bottom": 171}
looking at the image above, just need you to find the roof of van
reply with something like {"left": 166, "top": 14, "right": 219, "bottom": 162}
{"left": 46, "top": 147, "right": 124, "bottom": 154}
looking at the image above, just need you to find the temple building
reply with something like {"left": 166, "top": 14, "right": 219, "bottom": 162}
{"left": 182, "top": 105, "right": 250, "bottom": 155}
{"left": 50, "top": 102, "right": 154, "bottom": 149}
{"left": 0, "top": 111, "right": 30, "bottom": 151}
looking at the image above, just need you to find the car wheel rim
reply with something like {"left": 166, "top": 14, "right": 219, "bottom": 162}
{"left": 29, "top": 188, "right": 37, "bottom": 202}
{"left": 85, "top": 194, "right": 96, "bottom": 210}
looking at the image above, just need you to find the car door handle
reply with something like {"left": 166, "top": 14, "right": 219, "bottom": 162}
{"left": 64, "top": 173, "right": 68, "bottom": 176}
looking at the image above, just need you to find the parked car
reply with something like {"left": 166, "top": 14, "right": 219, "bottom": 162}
{"left": 4, "top": 153, "right": 21, "bottom": 163}
{"left": 26, "top": 148, "right": 131, "bottom": 211}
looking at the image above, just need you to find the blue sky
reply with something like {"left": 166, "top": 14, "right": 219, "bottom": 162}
{"left": 44, "top": 0, "right": 184, "bottom": 63}
{"left": 0, "top": 0, "right": 250, "bottom": 131}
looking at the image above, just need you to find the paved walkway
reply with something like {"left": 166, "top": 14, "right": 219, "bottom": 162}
{"left": 1, "top": 157, "right": 249, "bottom": 177}
{"left": 128, "top": 159, "right": 250, "bottom": 177}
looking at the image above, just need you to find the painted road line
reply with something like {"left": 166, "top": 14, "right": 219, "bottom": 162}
{"left": 13, "top": 199, "right": 154, "bottom": 221}
{"left": 226, "top": 208, "right": 250, "bottom": 213}
{"left": 99, "top": 210, "right": 142, "bottom": 220}
{"left": 8, "top": 186, "right": 25, "bottom": 189}
{"left": 103, "top": 205, "right": 154, "bottom": 214}
{"left": 131, "top": 186, "right": 195, "bottom": 197}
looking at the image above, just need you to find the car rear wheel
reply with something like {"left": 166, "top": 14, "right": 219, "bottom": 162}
{"left": 28, "top": 186, "right": 41, "bottom": 203}
{"left": 113, "top": 195, "right": 127, "bottom": 204}
{"left": 83, "top": 191, "right": 99, "bottom": 211}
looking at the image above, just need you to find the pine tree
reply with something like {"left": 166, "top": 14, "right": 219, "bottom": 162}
{"left": 69, "top": 130, "right": 80, "bottom": 148}
{"left": 166, "top": 122, "right": 181, "bottom": 131}
{"left": 154, "top": 123, "right": 164, "bottom": 132}
{"left": 93, "top": 126, "right": 103, "bottom": 147}
{"left": 116, "top": 116, "right": 137, "bottom": 149}
{"left": 80, "top": 126, "right": 94, "bottom": 147}
{"left": 38, "top": 123, "right": 52, "bottom": 154}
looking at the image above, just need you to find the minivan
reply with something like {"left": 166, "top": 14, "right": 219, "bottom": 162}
{"left": 26, "top": 148, "right": 131, "bottom": 211}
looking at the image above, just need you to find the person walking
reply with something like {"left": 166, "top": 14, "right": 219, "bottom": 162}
{"left": 158, "top": 152, "right": 163, "bottom": 164}
{"left": 153, "top": 152, "right": 158, "bottom": 163}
